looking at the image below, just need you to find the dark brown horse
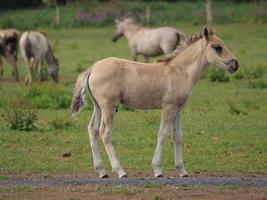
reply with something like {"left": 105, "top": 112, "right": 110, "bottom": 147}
{"left": 0, "top": 28, "right": 20, "bottom": 81}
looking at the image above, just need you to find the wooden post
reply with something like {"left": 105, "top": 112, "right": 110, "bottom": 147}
{"left": 55, "top": 5, "right": 60, "bottom": 26}
{"left": 206, "top": 0, "right": 213, "bottom": 25}
{"left": 145, "top": 5, "right": 150, "bottom": 25}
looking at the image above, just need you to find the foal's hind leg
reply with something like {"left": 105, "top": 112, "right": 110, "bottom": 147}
{"left": 172, "top": 112, "right": 187, "bottom": 177}
{"left": 99, "top": 106, "right": 127, "bottom": 178}
{"left": 88, "top": 102, "right": 108, "bottom": 178}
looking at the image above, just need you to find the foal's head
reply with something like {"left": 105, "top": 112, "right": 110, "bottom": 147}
{"left": 203, "top": 27, "right": 239, "bottom": 73}
{"left": 112, "top": 18, "right": 136, "bottom": 42}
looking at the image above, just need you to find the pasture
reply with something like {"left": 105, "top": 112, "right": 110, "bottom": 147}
{"left": 0, "top": 23, "right": 266, "bottom": 178}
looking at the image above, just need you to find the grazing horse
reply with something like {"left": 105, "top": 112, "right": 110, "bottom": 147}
{"left": 112, "top": 18, "right": 186, "bottom": 62}
{"left": 19, "top": 31, "right": 59, "bottom": 84}
{"left": 71, "top": 27, "right": 239, "bottom": 178}
{"left": 0, "top": 28, "right": 20, "bottom": 81}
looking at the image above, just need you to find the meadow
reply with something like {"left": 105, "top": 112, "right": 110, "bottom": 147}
{"left": 0, "top": 23, "right": 266, "bottom": 178}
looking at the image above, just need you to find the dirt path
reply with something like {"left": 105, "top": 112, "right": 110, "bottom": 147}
{"left": 1, "top": 176, "right": 267, "bottom": 187}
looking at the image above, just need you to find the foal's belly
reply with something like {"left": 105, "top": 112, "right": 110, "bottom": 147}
{"left": 121, "top": 90, "right": 162, "bottom": 109}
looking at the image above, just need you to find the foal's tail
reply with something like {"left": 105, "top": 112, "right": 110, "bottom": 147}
{"left": 71, "top": 69, "right": 91, "bottom": 115}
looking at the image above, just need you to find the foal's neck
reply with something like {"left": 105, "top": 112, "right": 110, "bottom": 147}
{"left": 171, "top": 39, "right": 208, "bottom": 85}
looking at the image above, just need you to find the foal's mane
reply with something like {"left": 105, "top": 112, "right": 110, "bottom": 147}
{"left": 158, "top": 27, "right": 214, "bottom": 63}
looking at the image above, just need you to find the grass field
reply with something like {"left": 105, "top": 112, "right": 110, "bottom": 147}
{"left": 0, "top": 23, "right": 266, "bottom": 177}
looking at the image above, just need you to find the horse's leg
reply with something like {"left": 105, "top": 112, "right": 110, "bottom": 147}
{"left": 99, "top": 106, "right": 127, "bottom": 178}
{"left": 0, "top": 56, "right": 3, "bottom": 75}
{"left": 24, "top": 59, "right": 34, "bottom": 85}
{"left": 35, "top": 61, "right": 42, "bottom": 83}
{"left": 144, "top": 55, "right": 149, "bottom": 63}
{"left": 152, "top": 106, "right": 175, "bottom": 177}
{"left": 131, "top": 51, "right": 137, "bottom": 61}
{"left": 88, "top": 100, "right": 108, "bottom": 178}
{"left": 172, "top": 112, "right": 188, "bottom": 177}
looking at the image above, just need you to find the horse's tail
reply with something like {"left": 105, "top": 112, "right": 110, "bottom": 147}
{"left": 71, "top": 69, "right": 91, "bottom": 115}
{"left": 176, "top": 31, "right": 187, "bottom": 47}
{"left": 24, "top": 32, "right": 33, "bottom": 61}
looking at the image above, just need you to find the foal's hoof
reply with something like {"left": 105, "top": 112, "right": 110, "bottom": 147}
{"left": 100, "top": 174, "right": 109, "bottom": 178}
{"left": 155, "top": 174, "right": 163, "bottom": 178}
{"left": 179, "top": 173, "right": 188, "bottom": 178}
{"left": 119, "top": 174, "right": 128, "bottom": 179}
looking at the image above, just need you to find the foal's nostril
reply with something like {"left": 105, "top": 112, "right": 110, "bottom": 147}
{"left": 234, "top": 59, "right": 239, "bottom": 70}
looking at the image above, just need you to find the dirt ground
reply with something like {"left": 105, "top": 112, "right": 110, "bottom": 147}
{"left": 0, "top": 171, "right": 266, "bottom": 200}
{"left": 1, "top": 184, "right": 266, "bottom": 200}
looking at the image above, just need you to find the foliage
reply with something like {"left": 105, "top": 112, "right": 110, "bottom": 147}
{"left": 0, "top": 1, "right": 267, "bottom": 29}
{"left": 249, "top": 68, "right": 265, "bottom": 79}
{"left": 2, "top": 97, "right": 37, "bottom": 131}
{"left": 209, "top": 69, "right": 230, "bottom": 83}
{"left": 248, "top": 79, "right": 267, "bottom": 89}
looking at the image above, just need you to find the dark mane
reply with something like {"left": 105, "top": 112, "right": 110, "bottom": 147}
{"left": 158, "top": 27, "right": 214, "bottom": 63}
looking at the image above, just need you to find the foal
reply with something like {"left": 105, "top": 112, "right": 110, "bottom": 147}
{"left": 72, "top": 27, "right": 239, "bottom": 178}
{"left": 112, "top": 18, "right": 186, "bottom": 62}
{"left": 19, "top": 31, "right": 59, "bottom": 84}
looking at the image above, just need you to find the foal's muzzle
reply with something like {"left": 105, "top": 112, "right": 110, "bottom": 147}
{"left": 226, "top": 59, "right": 239, "bottom": 73}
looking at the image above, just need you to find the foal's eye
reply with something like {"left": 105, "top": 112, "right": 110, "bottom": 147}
{"left": 213, "top": 44, "right": 223, "bottom": 54}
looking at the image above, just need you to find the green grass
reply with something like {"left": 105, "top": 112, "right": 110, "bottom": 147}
{"left": 0, "top": 23, "right": 266, "bottom": 176}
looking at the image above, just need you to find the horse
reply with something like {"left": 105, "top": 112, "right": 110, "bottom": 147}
{"left": 112, "top": 18, "right": 187, "bottom": 63}
{"left": 0, "top": 28, "right": 20, "bottom": 81}
{"left": 19, "top": 31, "right": 59, "bottom": 84}
{"left": 71, "top": 27, "right": 239, "bottom": 178}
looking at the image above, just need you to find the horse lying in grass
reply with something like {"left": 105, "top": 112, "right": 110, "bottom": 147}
{"left": 0, "top": 28, "right": 20, "bottom": 81}
{"left": 112, "top": 18, "right": 186, "bottom": 63}
{"left": 72, "top": 27, "right": 239, "bottom": 178}
{"left": 19, "top": 31, "right": 59, "bottom": 84}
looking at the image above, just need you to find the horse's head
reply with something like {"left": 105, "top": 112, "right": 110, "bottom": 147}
{"left": 112, "top": 19, "right": 125, "bottom": 42}
{"left": 48, "top": 58, "right": 59, "bottom": 83}
{"left": 203, "top": 27, "right": 239, "bottom": 73}
{"left": 112, "top": 18, "right": 136, "bottom": 42}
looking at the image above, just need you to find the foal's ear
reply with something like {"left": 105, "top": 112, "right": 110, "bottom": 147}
{"left": 202, "top": 26, "right": 213, "bottom": 40}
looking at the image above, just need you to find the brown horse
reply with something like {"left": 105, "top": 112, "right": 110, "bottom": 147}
{"left": 112, "top": 18, "right": 186, "bottom": 62}
{"left": 72, "top": 27, "right": 239, "bottom": 178}
{"left": 0, "top": 28, "right": 20, "bottom": 81}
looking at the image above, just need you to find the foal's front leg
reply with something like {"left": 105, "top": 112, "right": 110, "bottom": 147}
{"left": 173, "top": 112, "right": 188, "bottom": 177}
{"left": 152, "top": 106, "right": 175, "bottom": 177}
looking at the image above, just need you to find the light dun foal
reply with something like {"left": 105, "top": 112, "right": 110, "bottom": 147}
{"left": 20, "top": 31, "right": 59, "bottom": 84}
{"left": 112, "top": 18, "right": 186, "bottom": 62}
{"left": 72, "top": 27, "right": 239, "bottom": 178}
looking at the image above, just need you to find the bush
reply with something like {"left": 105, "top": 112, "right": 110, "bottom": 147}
{"left": 228, "top": 102, "right": 247, "bottom": 115}
{"left": 248, "top": 79, "right": 267, "bottom": 89}
{"left": 233, "top": 72, "right": 245, "bottom": 80}
{"left": 49, "top": 117, "right": 74, "bottom": 130}
{"left": 249, "top": 68, "right": 265, "bottom": 79}
{"left": 2, "top": 97, "right": 38, "bottom": 131}
{"left": 209, "top": 69, "right": 230, "bottom": 83}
